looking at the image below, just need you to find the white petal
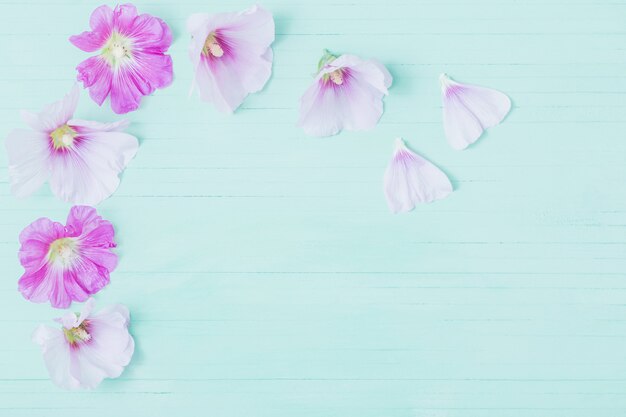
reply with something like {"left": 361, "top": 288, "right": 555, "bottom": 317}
{"left": 32, "top": 325, "right": 81, "bottom": 390}
{"left": 383, "top": 138, "right": 453, "bottom": 213}
{"left": 48, "top": 131, "right": 139, "bottom": 205}
{"left": 21, "top": 85, "right": 79, "bottom": 132}
{"left": 440, "top": 73, "right": 511, "bottom": 150}
{"left": 5, "top": 129, "right": 51, "bottom": 198}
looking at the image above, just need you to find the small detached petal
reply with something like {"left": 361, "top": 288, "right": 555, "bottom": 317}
{"left": 298, "top": 50, "right": 392, "bottom": 137}
{"left": 5, "top": 85, "right": 138, "bottom": 205}
{"left": 71, "top": 4, "right": 173, "bottom": 114}
{"left": 440, "top": 73, "right": 511, "bottom": 150}
{"left": 384, "top": 138, "right": 453, "bottom": 213}
{"left": 187, "top": 5, "right": 275, "bottom": 113}
{"left": 18, "top": 206, "right": 118, "bottom": 309}
{"left": 33, "top": 298, "right": 134, "bottom": 390}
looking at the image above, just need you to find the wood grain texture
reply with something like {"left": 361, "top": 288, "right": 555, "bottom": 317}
{"left": 1, "top": 0, "right": 626, "bottom": 415}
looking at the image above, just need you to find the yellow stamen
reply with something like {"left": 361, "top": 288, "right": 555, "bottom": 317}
{"left": 329, "top": 69, "right": 344, "bottom": 85}
{"left": 50, "top": 125, "right": 76, "bottom": 150}
{"left": 48, "top": 237, "right": 78, "bottom": 265}
{"left": 203, "top": 33, "right": 224, "bottom": 58}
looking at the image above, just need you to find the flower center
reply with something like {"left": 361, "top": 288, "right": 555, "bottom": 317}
{"left": 329, "top": 69, "right": 344, "bottom": 85}
{"left": 202, "top": 33, "right": 224, "bottom": 58}
{"left": 50, "top": 124, "right": 76, "bottom": 150}
{"left": 63, "top": 320, "right": 91, "bottom": 345}
{"left": 48, "top": 237, "right": 78, "bottom": 266}
{"left": 102, "top": 31, "right": 132, "bottom": 67}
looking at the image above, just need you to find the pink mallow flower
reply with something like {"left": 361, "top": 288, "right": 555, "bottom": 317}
{"left": 384, "top": 138, "right": 453, "bottom": 213}
{"left": 187, "top": 5, "right": 275, "bottom": 113}
{"left": 5, "top": 85, "right": 138, "bottom": 205}
{"left": 440, "top": 73, "right": 511, "bottom": 150}
{"left": 18, "top": 206, "right": 117, "bottom": 309}
{"left": 70, "top": 3, "right": 173, "bottom": 114}
{"left": 33, "top": 298, "right": 134, "bottom": 390}
{"left": 298, "top": 50, "right": 392, "bottom": 137}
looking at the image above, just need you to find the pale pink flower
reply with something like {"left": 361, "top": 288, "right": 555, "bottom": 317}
{"left": 18, "top": 206, "right": 117, "bottom": 309}
{"left": 5, "top": 85, "right": 138, "bottom": 205}
{"left": 440, "top": 73, "right": 511, "bottom": 150}
{"left": 187, "top": 5, "right": 274, "bottom": 113}
{"left": 298, "top": 51, "right": 392, "bottom": 137}
{"left": 384, "top": 138, "right": 453, "bottom": 213}
{"left": 70, "top": 3, "right": 173, "bottom": 114}
{"left": 32, "top": 298, "right": 134, "bottom": 390}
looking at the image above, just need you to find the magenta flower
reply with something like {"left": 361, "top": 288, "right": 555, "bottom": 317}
{"left": 384, "top": 138, "right": 453, "bottom": 213}
{"left": 70, "top": 4, "right": 173, "bottom": 114}
{"left": 18, "top": 206, "right": 117, "bottom": 309}
{"left": 5, "top": 85, "right": 138, "bottom": 205}
{"left": 187, "top": 5, "right": 275, "bottom": 113}
{"left": 33, "top": 298, "right": 134, "bottom": 390}
{"left": 440, "top": 73, "right": 511, "bottom": 150}
{"left": 298, "top": 51, "right": 392, "bottom": 137}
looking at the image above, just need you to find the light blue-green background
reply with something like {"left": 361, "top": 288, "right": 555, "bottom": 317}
{"left": 1, "top": 0, "right": 626, "bottom": 415}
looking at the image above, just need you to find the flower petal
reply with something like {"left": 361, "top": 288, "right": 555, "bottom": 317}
{"left": 69, "top": 5, "right": 113, "bottom": 52}
{"left": 48, "top": 130, "right": 138, "bottom": 205}
{"left": 298, "top": 54, "right": 392, "bottom": 137}
{"left": 5, "top": 128, "right": 51, "bottom": 198}
{"left": 440, "top": 73, "right": 511, "bottom": 150}
{"left": 76, "top": 56, "right": 113, "bottom": 107}
{"left": 32, "top": 325, "right": 81, "bottom": 390}
{"left": 383, "top": 138, "right": 453, "bottom": 213}
{"left": 20, "top": 85, "right": 79, "bottom": 132}
{"left": 188, "top": 5, "right": 274, "bottom": 112}
{"left": 109, "top": 53, "right": 173, "bottom": 114}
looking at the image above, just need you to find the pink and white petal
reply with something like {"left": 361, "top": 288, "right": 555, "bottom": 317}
{"left": 68, "top": 347, "right": 110, "bottom": 389}
{"left": 326, "top": 55, "right": 391, "bottom": 95}
{"left": 69, "top": 118, "right": 130, "bottom": 133}
{"left": 77, "top": 56, "right": 113, "bottom": 107}
{"left": 65, "top": 257, "right": 111, "bottom": 295}
{"left": 65, "top": 205, "right": 104, "bottom": 236}
{"left": 69, "top": 30, "right": 107, "bottom": 53}
{"left": 58, "top": 310, "right": 80, "bottom": 329}
{"left": 216, "top": 5, "right": 275, "bottom": 58}
{"left": 48, "top": 131, "right": 138, "bottom": 205}
{"left": 441, "top": 74, "right": 511, "bottom": 150}
{"left": 112, "top": 3, "right": 139, "bottom": 35}
{"left": 456, "top": 84, "right": 511, "bottom": 129}
{"left": 109, "top": 55, "right": 172, "bottom": 114}
{"left": 340, "top": 74, "right": 386, "bottom": 132}
{"left": 39, "top": 85, "right": 80, "bottom": 130}
{"left": 297, "top": 81, "right": 346, "bottom": 137}
{"left": 19, "top": 264, "right": 78, "bottom": 308}
{"left": 126, "top": 13, "right": 172, "bottom": 53}
{"left": 199, "top": 51, "right": 272, "bottom": 112}
{"left": 5, "top": 129, "right": 51, "bottom": 198}
{"left": 32, "top": 325, "right": 81, "bottom": 390}
{"left": 89, "top": 4, "right": 114, "bottom": 34}
{"left": 442, "top": 94, "right": 485, "bottom": 150}
{"left": 384, "top": 138, "right": 453, "bottom": 213}
{"left": 20, "top": 86, "right": 79, "bottom": 133}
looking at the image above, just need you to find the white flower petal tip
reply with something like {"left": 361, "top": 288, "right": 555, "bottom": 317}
{"left": 383, "top": 138, "right": 453, "bottom": 213}
{"left": 297, "top": 52, "right": 393, "bottom": 137}
{"left": 5, "top": 87, "right": 139, "bottom": 205}
{"left": 187, "top": 5, "right": 275, "bottom": 113}
{"left": 33, "top": 298, "right": 134, "bottom": 390}
{"left": 440, "top": 73, "right": 511, "bottom": 150}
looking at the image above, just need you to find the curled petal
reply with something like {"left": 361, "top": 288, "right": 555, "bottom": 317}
{"left": 440, "top": 73, "right": 511, "bottom": 150}
{"left": 17, "top": 207, "right": 118, "bottom": 308}
{"left": 33, "top": 299, "right": 134, "bottom": 390}
{"left": 71, "top": 4, "right": 173, "bottom": 113}
{"left": 188, "top": 5, "right": 275, "bottom": 113}
{"left": 298, "top": 53, "right": 392, "bottom": 137}
{"left": 384, "top": 138, "right": 453, "bottom": 213}
{"left": 48, "top": 129, "right": 139, "bottom": 205}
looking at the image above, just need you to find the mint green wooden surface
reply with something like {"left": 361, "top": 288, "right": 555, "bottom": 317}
{"left": 1, "top": 0, "right": 626, "bottom": 415}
